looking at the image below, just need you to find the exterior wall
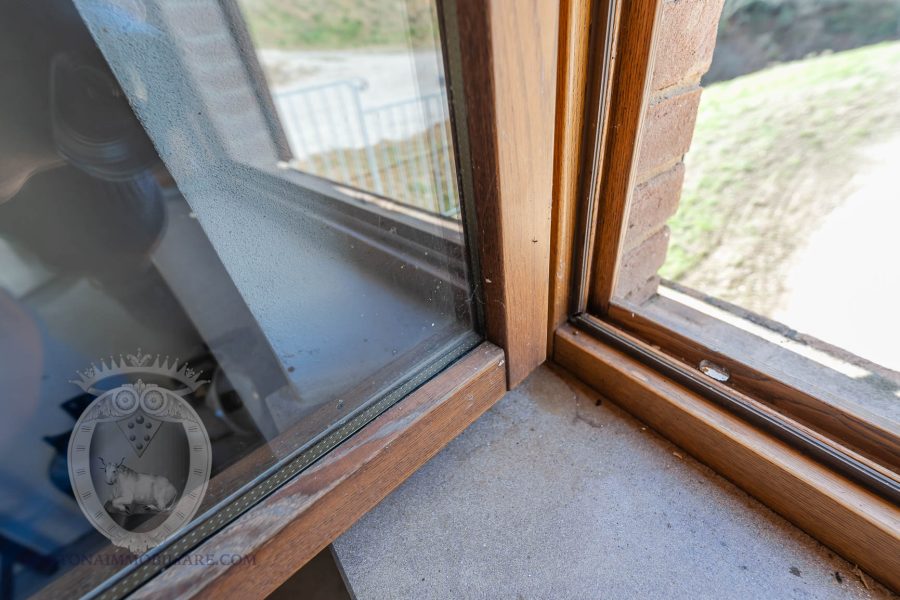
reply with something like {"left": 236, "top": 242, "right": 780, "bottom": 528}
{"left": 616, "top": 0, "right": 725, "bottom": 303}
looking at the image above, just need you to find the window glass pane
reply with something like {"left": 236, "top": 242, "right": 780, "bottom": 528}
{"left": 0, "top": 0, "right": 475, "bottom": 597}
{"left": 243, "top": 0, "right": 460, "bottom": 216}
{"left": 612, "top": 1, "right": 900, "bottom": 430}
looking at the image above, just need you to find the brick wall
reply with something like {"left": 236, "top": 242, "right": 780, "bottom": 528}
{"left": 615, "top": 0, "right": 725, "bottom": 303}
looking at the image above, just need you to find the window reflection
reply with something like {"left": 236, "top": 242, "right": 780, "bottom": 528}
{"left": 0, "top": 0, "right": 474, "bottom": 597}
{"left": 240, "top": 0, "right": 460, "bottom": 215}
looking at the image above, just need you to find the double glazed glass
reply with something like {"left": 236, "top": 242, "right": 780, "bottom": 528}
{"left": 0, "top": 1, "right": 476, "bottom": 597}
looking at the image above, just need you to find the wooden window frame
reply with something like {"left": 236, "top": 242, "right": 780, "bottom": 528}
{"left": 49, "top": 0, "right": 899, "bottom": 596}
{"left": 131, "top": 343, "right": 507, "bottom": 599}
{"left": 56, "top": 1, "right": 560, "bottom": 598}
{"left": 549, "top": 0, "right": 900, "bottom": 592}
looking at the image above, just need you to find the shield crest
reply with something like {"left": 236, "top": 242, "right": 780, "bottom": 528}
{"left": 67, "top": 352, "right": 211, "bottom": 553}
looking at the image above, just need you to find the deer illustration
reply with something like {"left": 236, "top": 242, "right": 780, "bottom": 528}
{"left": 98, "top": 457, "right": 178, "bottom": 513}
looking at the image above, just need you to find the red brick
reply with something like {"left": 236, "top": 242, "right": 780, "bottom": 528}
{"left": 620, "top": 275, "right": 661, "bottom": 305}
{"left": 637, "top": 89, "right": 701, "bottom": 177}
{"left": 624, "top": 162, "right": 685, "bottom": 252}
{"left": 652, "top": 0, "right": 725, "bottom": 92}
{"left": 614, "top": 0, "right": 722, "bottom": 300}
{"left": 615, "top": 227, "right": 670, "bottom": 302}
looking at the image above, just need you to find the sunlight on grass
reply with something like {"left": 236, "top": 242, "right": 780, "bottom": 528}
{"left": 661, "top": 41, "right": 900, "bottom": 304}
{"left": 240, "top": 0, "right": 437, "bottom": 50}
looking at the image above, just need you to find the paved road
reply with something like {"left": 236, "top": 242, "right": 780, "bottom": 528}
{"left": 259, "top": 48, "right": 444, "bottom": 109}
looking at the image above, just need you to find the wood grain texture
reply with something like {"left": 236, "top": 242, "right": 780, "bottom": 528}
{"left": 608, "top": 303, "right": 900, "bottom": 475}
{"left": 567, "top": 0, "right": 621, "bottom": 315}
{"left": 452, "top": 0, "right": 559, "bottom": 387}
{"left": 554, "top": 324, "right": 900, "bottom": 593}
{"left": 587, "top": 0, "right": 662, "bottom": 313}
{"left": 548, "top": 0, "right": 593, "bottom": 348}
{"left": 131, "top": 342, "right": 506, "bottom": 599}
{"left": 36, "top": 332, "right": 480, "bottom": 600}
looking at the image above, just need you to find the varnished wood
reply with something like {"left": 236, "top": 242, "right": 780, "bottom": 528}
{"left": 548, "top": 0, "right": 899, "bottom": 589}
{"left": 448, "top": 0, "right": 559, "bottom": 386}
{"left": 131, "top": 343, "right": 506, "bottom": 599}
{"left": 607, "top": 302, "right": 900, "bottom": 474}
{"left": 587, "top": 0, "right": 662, "bottom": 313}
{"left": 548, "top": 0, "right": 595, "bottom": 349}
{"left": 554, "top": 324, "right": 900, "bottom": 593}
{"left": 576, "top": 312, "right": 900, "bottom": 489}
{"left": 36, "top": 331, "right": 479, "bottom": 599}
{"left": 70, "top": 2, "right": 558, "bottom": 593}
{"left": 568, "top": 0, "right": 621, "bottom": 316}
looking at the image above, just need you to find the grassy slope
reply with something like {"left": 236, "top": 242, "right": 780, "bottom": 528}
{"left": 662, "top": 41, "right": 900, "bottom": 313}
{"left": 238, "top": 0, "right": 436, "bottom": 49}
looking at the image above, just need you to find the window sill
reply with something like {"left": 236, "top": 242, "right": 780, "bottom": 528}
{"left": 605, "top": 289, "right": 900, "bottom": 475}
{"left": 619, "top": 284, "right": 900, "bottom": 432}
{"left": 553, "top": 323, "right": 900, "bottom": 592}
{"left": 335, "top": 364, "right": 895, "bottom": 598}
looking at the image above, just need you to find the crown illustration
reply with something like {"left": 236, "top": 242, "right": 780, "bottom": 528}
{"left": 70, "top": 349, "right": 209, "bottom": 395}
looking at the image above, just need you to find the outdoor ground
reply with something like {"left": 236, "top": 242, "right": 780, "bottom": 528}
{"left": 663, "top": 40, "right": 900, "bottom": 370}
{"left": 238, "top": 0, "right": 436, "bottom": 50}
{"left": 665, "top": 40, "right": 900, "bottom": 311}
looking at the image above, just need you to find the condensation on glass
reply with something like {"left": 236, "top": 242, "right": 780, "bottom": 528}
{"left": 0, "top": 0, "right": 475, "bottom": 597}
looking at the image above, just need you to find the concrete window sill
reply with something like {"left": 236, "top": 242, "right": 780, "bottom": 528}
{"left": 335, "top": 366, "right": 892, "bottom": 599}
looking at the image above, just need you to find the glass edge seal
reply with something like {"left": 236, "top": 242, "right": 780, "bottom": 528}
{"left": 88, "top": 330, "right": 482, "bottom": 600}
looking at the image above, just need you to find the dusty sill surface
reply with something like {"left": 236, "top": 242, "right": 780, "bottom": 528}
{"left": 334, "top": 365, "right": 895, "bottom": 599}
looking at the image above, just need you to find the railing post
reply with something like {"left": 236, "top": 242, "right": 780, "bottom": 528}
{"left": 422, "top": 94, "right": 446, "bottom": 214}
{"left": 349, "top": 80, "right": 384, "bottom": 195}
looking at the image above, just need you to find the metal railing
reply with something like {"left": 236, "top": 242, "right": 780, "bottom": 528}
{"left": 273, "top": 79, "right": 459, "bottom": 217}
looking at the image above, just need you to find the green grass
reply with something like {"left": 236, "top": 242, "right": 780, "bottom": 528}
{"left": 238, "top": 0, "right": 438, "bottom": 50}
{"left": 298, "top": 122, "right": 459, "bottom": 215}
{"left": 661, "top": 40, "right": 900, "bottom": 308}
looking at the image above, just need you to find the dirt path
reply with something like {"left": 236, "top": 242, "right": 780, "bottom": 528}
{"left": 674, "top": 123, "right": 863, "bottom": 319}
{"left": 663, "top": 42, "right": 900, "bottom": 373}
{"left": 773, "top": 135, "right": 900, "bottom": 372}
